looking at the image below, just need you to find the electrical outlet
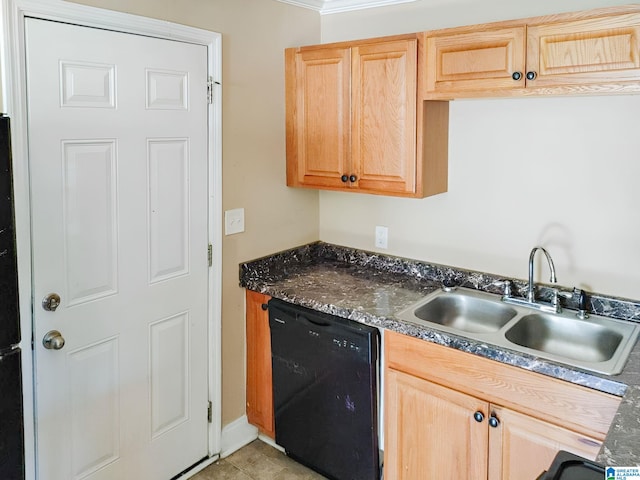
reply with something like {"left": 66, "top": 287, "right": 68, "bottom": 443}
{"left": 375, "top": 226, "right": 388, "bottom": 249}
{"left": 225, "top": 208, "right": 245, "bottom": 235}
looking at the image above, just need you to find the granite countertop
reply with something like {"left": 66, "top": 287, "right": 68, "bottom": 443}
{"left": 240, "top": 241, "right": 640, "bottom": 466}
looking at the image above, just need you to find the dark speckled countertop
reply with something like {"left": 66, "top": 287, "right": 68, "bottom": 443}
{"left": 240, "top": 241, "right": 640, "bottom": 466}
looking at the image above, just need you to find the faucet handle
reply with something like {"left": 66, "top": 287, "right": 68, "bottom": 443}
{"left": 551, "top": 288, "right": 573, "bottom": 313}
{"left": 574, "top": 288, "right": 590, "bottom": 319}
{"left": 493, "top": 279, "right": 512, "bottom": 298}
{"left": 555, "top": 289, "right": 573, "bottom": 300}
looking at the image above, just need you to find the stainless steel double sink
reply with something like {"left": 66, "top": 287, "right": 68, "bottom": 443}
{"left": 396, "top": 287, "right": 640, "bottom": 375}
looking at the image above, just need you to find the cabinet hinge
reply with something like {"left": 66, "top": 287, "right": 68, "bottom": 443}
{"left": 208, "top": 243, "right": 213, "bottom": 267}
{"left": 207, "top": 76, "right": 214, "bottom": 104}
{"left": 207, "top": 401, "right": 213, "bottom": 423}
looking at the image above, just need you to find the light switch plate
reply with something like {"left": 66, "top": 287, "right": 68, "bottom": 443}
{"left": 225, "top": 208, "right": 245, "bottom": 235}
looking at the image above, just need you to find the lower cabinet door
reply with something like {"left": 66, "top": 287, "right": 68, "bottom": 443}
{"left": 488, "top": 405, "right": 602, "bottom": 480}
{"left": 245, "top": 290, "right": 274, "bottom": 438}
{"left": 385, "top": 368, "right": 488, "bottom": 480}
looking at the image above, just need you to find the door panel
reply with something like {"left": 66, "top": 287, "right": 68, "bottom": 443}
{"left": 150, "top": 312, "right": 189, "bottom": 437}
{"left": 25, "top": 17, "right": 209, "bottom": 480}
{"left": 62, "top": 140, "right": 119, "bottom": 305}
{"left": 146, "top": 70, "right": 189, "bottom": 110}
{"left": 147, "top": 138, "right": 189, "bottom": 283}
{"left": 68, "top": 338, "right": 120, "bottom": 479}
{"left": 60, "top": 61, "right": 116, "bottom": 108}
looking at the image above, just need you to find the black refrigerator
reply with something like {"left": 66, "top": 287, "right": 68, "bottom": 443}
{"left": 0, "top": 116, "right": 25, "bottom": 480}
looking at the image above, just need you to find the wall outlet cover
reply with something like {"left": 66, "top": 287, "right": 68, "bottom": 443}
{"left": 375, "top": 225, "right": 388, "bottom": 249}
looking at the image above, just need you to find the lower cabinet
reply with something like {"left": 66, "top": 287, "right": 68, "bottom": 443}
{"left": 489, "top": 405, "right": 603, "bottom": 479}
{"left": 384, "top": 331, "right": 619, "bottom": 480}
{"left": 386, "top": 368, "right": 489, "bottom": 479}
{"left": 245, "top": 290, "right": 274, "bottom": 438}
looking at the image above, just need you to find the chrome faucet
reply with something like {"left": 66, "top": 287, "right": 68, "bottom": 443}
{"left": 501, "top": 246, "right": 567, "bottom": 314}
{"left": 527, "top": 246, "right": 557, "bottom": 303}
{"left": 498, "top": 247, "right": 588, "bottom": 316}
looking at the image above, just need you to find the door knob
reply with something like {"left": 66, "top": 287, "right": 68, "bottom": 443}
{"left": 42, "top": 293, "right": 61, "bottom": 311}
{"left": 43, "top": 330, "right": 65, "bottom": 350}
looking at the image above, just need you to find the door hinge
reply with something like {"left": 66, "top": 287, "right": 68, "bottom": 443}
{"left": 207, "top": 401, "right": 213, "bottom": 423}
{"left": 207, "top": 76, "right": 214, "bottom": 104}
{"left": 208, "top": 243, "right": 213, "bottom": 267}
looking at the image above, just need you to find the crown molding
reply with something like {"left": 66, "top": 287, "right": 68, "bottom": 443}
{"left": 275, "top": 0, "right": 416, "bottom": 15}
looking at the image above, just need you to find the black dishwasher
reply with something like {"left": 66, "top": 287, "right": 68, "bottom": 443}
{"left": 269, "top": 299, "right": 380, "bottom": 480}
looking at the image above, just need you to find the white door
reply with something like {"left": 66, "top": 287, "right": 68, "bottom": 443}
{"left": 25, "top": 18, "right": 210, "bottom": 480}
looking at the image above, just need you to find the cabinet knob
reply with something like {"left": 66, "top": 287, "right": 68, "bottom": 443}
{"left": 261, "top": 303, "right": 268, "bottom": 311}
{"left": 349, "top": 174, "right": 357, "bottom": 183}
{"left": 489, "top": 415, "right": 500, "bottom": 428}
{"left": 341, "top": 175, "right": 349, "bottom": 183}
{"left": 473, "top": 411, "right": 485, "bottom": 423}
{"left": 511, "top": 72, "right": 522, "bottom": 81}
{"left": 526, "top": 71, "right": 537, "bottom": 81}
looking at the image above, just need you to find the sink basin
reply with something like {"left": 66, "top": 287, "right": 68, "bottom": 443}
{"left": 396, "top": 286, "right": 640, "bottom": 375}
{"left": 505, "top": 313, "right": 624, "bottom": 363}
{"left": 412, "top": 293, "right": 517, "bottom": 333}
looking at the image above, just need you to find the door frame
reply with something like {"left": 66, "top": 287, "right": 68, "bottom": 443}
{"left": 1, "top": 1, "right": 223, "bottom": 478}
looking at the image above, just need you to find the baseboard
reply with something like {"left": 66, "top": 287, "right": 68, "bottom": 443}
{"left": 219, "top": 415, "right": 258, "bottom": 458}
{"left": 257, "top": 433, "right": 284, "bottom": 453}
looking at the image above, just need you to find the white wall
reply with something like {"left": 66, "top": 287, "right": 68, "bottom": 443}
{"left": 319, "top": 0, "right": 640, "bottom": 300}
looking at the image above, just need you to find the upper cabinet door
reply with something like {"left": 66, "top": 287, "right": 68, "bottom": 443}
{"left": 527, "top": 13, "right": 640, "bottom": 88}
{"left": 286, "top": 46, "right": 351, "bottom": 189}
{"left": 352, "top": 39, "right": 418, "bottom": 195}
{"left": 425, "top": 27, "right": 526, "bottom": 94}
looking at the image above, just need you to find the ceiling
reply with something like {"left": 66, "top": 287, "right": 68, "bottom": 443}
{"left": 274, "top": 0, "right": 417, "bottom": 15}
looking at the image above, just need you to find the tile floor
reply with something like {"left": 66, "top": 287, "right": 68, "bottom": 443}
{"left": 191, "top": 440, "right": 327, "bottom": 480}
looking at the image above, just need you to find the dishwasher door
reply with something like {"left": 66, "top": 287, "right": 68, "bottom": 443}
{"left": 269, "top": 299, "right": 380, "bottom": 480}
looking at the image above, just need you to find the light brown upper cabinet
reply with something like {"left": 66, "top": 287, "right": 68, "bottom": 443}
{"left": 286, "top": 36, "right": 449, "bottom": 198}
{"left": 425, "top": 6, "right": 640, "bottom": 98}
